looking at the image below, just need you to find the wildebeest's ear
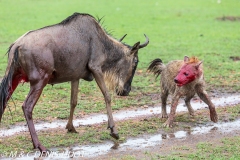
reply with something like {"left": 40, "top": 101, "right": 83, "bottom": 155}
{"left": 131, "top": 42, "right": 140, "bottom": 54}
{"left": 184, "top": 56, "right": 189, "bottom": 63}
{"left": 195, "top": 61, "right": 203, "bottom": 69}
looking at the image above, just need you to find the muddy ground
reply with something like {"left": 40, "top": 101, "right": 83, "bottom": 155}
{"left": 0, "top": 91, "right": 240, "bottom": 160}
{"left": 94, "top": 126, "right": 240, "bottom": 160}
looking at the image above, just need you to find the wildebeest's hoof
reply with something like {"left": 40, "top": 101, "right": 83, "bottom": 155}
{"left": 66, "top": 123, "right": 78, "bottom": 133}
{"left": 110, "top": 132, "right": 119, "bottom": 140}
{"left": 67, "top": 128, "right": 78, "bottom": 133}
{"left": 36, "top": 144, "right": 50, "bottom": 156}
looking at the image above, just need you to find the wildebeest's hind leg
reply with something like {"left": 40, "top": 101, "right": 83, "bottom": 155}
{"left": 88, "top": 66, "right": 119, "bottom": 139}
{"left": 66, "top": 80, "right": 79, "bottom": 133}
{"left": 195, "top": 84, "right": 218, "bottom": 123}
{"left": 160, "top": 90, "right": 168, "bottom": 118}
{"left": 22, "top": 74, "right": 50, "bottom": 152}
{"left": 184, "top": 93, "right": 195, "bottom": 117}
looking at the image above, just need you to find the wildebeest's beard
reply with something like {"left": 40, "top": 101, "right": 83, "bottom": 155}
{"left": 101, "top": 34, "right": 148, "bottom": 96}
{"left": 103, "top": 69, "right": 124, "bottom": 94}
{"left": 103, "top": 59, "right": 136, "bottom": 96}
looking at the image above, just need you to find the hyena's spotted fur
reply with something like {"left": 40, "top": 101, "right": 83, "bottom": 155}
{"left": 148, "top": 56, "right": 218, "bottom": 127}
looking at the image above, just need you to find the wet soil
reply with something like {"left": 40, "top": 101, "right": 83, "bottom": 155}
{"left": 0, "top": 92, "right": 240, "bottom": 159}
{"left": 15, "top": 118, "right": 239, "bottom": 160}
{"left": 94, "top": 124, "right": 240, "bottom": 160}
{"left": 1, "top": 93, "right": 240, "bottom": 137}
{"left": 72, "top": 119, "right": 240, "bottom": 160}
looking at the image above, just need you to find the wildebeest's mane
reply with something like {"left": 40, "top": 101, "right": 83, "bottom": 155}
{"left": 96, "top": 15, "right": 114, "bottom": 37}
{"left": 10, "top": 12, "right": 130, "bottom": 58}
{"left": 95, "top": 16, "right": 131, "bottom": 48}
{"left": 59, "top": 12, "right": 94, "bottom": 25}
{"left": 58, "top": 12, "right": 113, "bottom": 37}
{"left": 30, "top": 13, "right": 94, "bottom": 32}
{"left": 92, "top": 15, "right": 131, "bottom": 51}
{"left": 36, "top": 12, "right": 120, "bottom": 42}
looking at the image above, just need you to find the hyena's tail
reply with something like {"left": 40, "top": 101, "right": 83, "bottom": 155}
{"left": 147, "top": 58, "right": 166, "bottom": 78}
{"left": 0, "top": 45, "right": 21, "bottom": 122}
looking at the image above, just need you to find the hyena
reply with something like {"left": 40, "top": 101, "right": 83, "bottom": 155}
{"left": 148, "top": 56, "right": 218, "bottom": 127}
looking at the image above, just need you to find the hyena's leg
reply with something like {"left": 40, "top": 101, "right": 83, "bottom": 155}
{"left": 161, "top": 90, "right": 169, "bottom": 118}
{"left": 163, "top": 93, "right": 181, "bottom": 128}
{"left": 184, "top": 93, "right": 195, "bottom": 117}
{"left": 195, "top": 84, "right": 218, "bottom": 123}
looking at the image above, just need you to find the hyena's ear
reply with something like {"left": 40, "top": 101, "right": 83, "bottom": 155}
{"left": 184, "top": 56, "right": 190, "bottom": 63}
{"left": 195, "top": 61, "right": 203, "bottom": 70}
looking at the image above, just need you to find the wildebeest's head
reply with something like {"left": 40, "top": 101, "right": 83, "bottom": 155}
{"left": 118, "top": 35, "right": 149, "bottom": 96}
{"left": 104, "top": 34, "right": 149, "bottom": 96}
{"left": 174, "top": 56, "right": 203, "bottom": 87}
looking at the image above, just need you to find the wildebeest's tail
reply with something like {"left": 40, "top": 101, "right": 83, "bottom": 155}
{"left": 0, "top": 46, "right": 20, "bottom": 122}
{"left": 147, "top": 58, "right": 165, "bottom": 78}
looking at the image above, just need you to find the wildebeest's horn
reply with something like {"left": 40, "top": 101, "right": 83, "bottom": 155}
{"left": 139, "top": 34, "right": 149, "bottom": 48}
{"left": 119, "top": 34, "right": 127, "bottom": 42}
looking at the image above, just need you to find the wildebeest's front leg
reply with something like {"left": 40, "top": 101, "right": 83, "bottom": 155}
{"left": 163, "top": 93, "right": 181, "bottom": 127}
{"left": 195, "top": 84, "right": 218, "bottom": 123}
{"left": 22, "top": 74, "right": 50, "bottom": 152}
{"left": 66, "top": 80, "right": 79, "bottom": 133}
{"left": 89, "top": 65, "right": 119, "bottom": 139}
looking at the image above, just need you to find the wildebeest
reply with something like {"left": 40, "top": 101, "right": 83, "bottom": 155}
{"left": 148, "top": 56, "right": 218, "bottom": 127}
{"left": 0, "top": 12, "right": 149, "bottom": 152}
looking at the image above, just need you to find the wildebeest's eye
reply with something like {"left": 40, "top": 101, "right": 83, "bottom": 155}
{"left": 184, "top": 72, "right": 188, "bottom": 76}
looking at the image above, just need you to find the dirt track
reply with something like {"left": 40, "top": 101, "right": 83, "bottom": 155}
{"left": 0, "top": 93, "right": 240, "bottom": 160}
{"left": 93, "top": 125, "right": 240, "bottom": 160}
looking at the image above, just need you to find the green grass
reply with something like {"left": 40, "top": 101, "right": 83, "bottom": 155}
{"left": 0, "top": 0, "right": 240, "bottom": 123}
{"left": 140, "top": 136, "right": 240, "bottom": 160}
{"left": 0, "top": 105, "right": 239, "bottom": 154}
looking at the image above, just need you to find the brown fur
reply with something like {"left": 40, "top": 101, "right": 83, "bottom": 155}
{"left": 148, "top": 56, "right": 218, "bottom": 127}
{"left": 0, "top": 13, "right": 149, "bottom": 152}
{"left": 186, "top": 56, "right": 200, "bottom": 64}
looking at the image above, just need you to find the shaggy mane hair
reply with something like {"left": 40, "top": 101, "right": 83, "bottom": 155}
{"left": 186, "top": 56, "right": 200, "bottom": 64}
{"left": 59, "top": 12, "right": 93, "bottom": 25}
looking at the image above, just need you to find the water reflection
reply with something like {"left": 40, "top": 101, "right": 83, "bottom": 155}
{"left": 1, "top": 94, "right": 240, "bottom": 137}
{"left": 2, "top": 119, "right": 240, "bottom": 160}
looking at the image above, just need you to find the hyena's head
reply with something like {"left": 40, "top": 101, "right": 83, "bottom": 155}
{"left": 174, "top": 56, "right": 203, "bottom": 87}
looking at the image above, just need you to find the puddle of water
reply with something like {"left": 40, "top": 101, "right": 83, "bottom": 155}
{"left": 1, "top": 94, "right": 240, "bottom": 137}
{"left": 3, "top": 119, "right": 240, "bottom": 160}
{"left": 192, "top": 119, "right": 240, "bottom": 134}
